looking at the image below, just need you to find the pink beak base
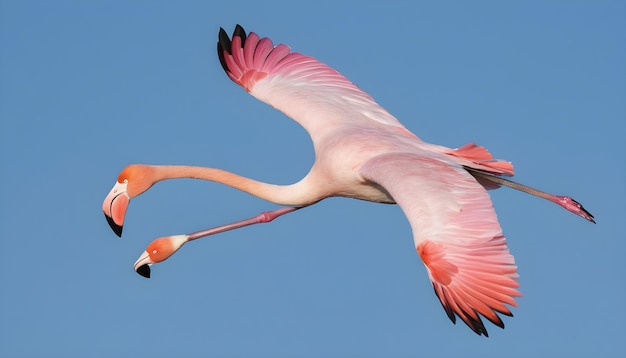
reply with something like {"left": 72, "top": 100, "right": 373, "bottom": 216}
{"left": 102, "top": 182, "right": 129, "bottom": 237}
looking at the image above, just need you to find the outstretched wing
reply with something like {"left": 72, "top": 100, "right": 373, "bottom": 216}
{"left": 360, "top": 152, "right": 521, "bottom": 336}
{"left": 217, "top": 25, "right": 417, "bottom": 142}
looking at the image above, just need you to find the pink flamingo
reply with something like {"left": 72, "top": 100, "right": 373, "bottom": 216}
{"left": 103, "top": 25, "right": 594, "bottom": 336}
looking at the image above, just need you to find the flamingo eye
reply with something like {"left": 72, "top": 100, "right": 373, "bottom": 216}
{"left": 116, "top": 165, "right": 134, "bottom": 183}
{"left": 146, "top": 237, "right": 178, "bottom": 263}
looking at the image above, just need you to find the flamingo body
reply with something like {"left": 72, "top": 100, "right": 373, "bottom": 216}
{"left": 103, "top": 25, "right": 594, "bottom": 337}
{"left": 216, "top": 27, "right": 521, "bottom": 335}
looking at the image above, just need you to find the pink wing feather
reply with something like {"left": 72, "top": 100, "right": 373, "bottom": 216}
{"left": 217, "top": 25, "right": 413, "bottom": 142}
{"left": 360, "top": 153, "right": 521, "bottom": 336}
{"left": 217, "top": 26, "right": 514, "bottom": 178}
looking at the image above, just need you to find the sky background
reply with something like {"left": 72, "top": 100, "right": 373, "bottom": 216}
{"left": 1, "top": 1, "right": 624, "bottom": 357}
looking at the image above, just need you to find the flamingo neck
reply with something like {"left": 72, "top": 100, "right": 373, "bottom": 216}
{"left": 149, "top": 165, "right": 321, "bottom": 206}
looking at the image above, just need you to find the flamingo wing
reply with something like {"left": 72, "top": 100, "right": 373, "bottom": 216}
{"left": 217, "top": 25, "right": 416, "bottom": 142}
{"left": 360, "top": 152, "right": 521, "bottom": 336}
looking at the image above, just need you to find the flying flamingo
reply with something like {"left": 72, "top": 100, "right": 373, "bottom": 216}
{"left": 102, "top": 25, "right": 594, "bottom": 336}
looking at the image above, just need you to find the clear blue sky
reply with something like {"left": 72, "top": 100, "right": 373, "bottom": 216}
{"left": 1, "top": 1, "right": 624, "bottom": 357}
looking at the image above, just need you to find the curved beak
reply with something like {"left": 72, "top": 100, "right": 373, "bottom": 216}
{"left": 134, "top": 250, "right": 152, "bottom": 278}
{"left": 102, "top": 181, "right": 130, "bottom": 237}
{"left": 131, "top": 235, "right": 189, "bottom": 279}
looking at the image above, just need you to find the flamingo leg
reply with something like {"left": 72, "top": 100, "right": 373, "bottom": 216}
{"left": 466, "top": 168, "right": 595, "bottom": 223}
{"left": 187, "top": 206, "right": 304, "bottom": 241}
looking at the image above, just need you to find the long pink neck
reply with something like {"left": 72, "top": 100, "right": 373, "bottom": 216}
{"left": 149, "top": 165, "right": 320, "bottom": 206}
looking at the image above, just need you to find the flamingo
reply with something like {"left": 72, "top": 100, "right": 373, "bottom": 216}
{"left": 102, "top": 25, "right": 594, "bottom": 336}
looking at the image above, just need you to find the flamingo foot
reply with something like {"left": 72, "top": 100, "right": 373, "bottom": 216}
{"left": 553, "top": 196, "right": 595, "bottom": 224}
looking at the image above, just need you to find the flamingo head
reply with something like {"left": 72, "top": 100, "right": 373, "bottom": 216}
{"left": 102, "top": 164, "right": 156, "bottom": 237}
{"left": 133, "top": 235, "right": 188, "bottom": 278}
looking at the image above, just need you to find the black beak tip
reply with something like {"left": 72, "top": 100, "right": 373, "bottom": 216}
{"left": 104, "top": 214, "right": 123, "bottom": 237}
{"left": 136, "top": 264, "right": 151, "bottom": 278}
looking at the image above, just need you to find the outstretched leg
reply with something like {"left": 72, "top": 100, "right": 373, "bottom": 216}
{"left": 466, "top": 168, "right": 595, "bottom": 223}
{"left": 134, "top": 206, "right": 305, "bottom": 278}
{"left": 187, "top": 206, "right": 303, "bottom": 241}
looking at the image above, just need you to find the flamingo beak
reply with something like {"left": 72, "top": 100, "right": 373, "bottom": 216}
{"left": 102, "top": 181, "right": 130, "bottom": 237}
{"left": 134, "top": 250, "right": 152, "bottom": 278}
{"left": 131, "top": 235, "right": 189, "bottom": 279}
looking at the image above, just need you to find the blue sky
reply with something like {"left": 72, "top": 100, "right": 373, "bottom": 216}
{"left": 1, "top": 1, "right": 624, "bottom": 357}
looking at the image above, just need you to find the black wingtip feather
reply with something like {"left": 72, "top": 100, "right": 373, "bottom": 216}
{"left": 433, "top": 284, "right": 494, "bottom": 336}
{"left": 233, "top": 24, "right": 246, "bottom": 47}
{"left": 217, "top": 27, "right": 231, "bottom": 73}
{"left": 464, "top": 313, "right": 488, "bottom": 337}
{"left": 217, "top": 25, "right": 249, "bottom": 75}
{"left": 218, "top": 27, "right": 231, "bottom": 54}
{"left": 467, "top": 313, "right": 489, "bottom": 337}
